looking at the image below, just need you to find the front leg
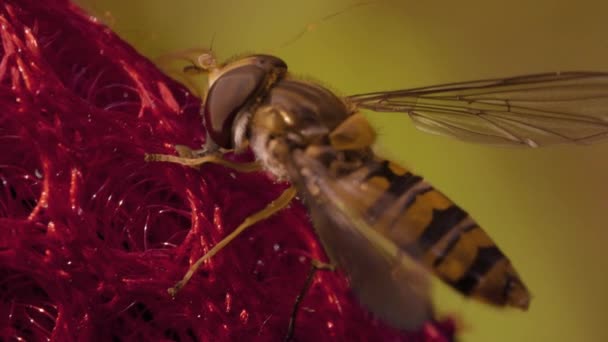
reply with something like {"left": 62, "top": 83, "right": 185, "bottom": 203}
{"left": 145, "top": 144, "right": 261, "bottom": 172}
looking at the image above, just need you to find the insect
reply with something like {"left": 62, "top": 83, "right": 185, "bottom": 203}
{"left": 146, "top": 52, "right": 608, "bottom": 330}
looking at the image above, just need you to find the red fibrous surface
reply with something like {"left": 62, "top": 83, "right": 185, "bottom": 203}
{"left": 0, "top": 1, "right": 455, "bottom": 341}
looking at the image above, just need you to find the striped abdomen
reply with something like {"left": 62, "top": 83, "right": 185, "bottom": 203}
{"left": 348, "top": 157, "right": 530, "bottom": 309}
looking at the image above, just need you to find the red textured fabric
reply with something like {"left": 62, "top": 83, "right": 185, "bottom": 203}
{"left": 0, "top": 1, "right": 455, "bottom": 341}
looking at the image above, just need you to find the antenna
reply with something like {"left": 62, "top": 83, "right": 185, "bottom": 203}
{"left": 279, "top": 1, "right": 377, "bottom": 49}
{"left": 155, "top": 33, "right": 220, "bottom": 97}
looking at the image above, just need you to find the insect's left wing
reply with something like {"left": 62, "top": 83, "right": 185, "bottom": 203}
{"left": 348, "top": 72, "right": 608, "bottom": 147}
{"left": 287, "top": 147, "right": 433, "bottom": 330}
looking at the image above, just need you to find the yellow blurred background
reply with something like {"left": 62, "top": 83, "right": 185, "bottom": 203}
{"left": 76, "top": 1, "right": 608, "bottom": 341}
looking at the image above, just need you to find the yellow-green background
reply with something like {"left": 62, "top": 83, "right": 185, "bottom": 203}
{"left": 76, "top": 1, "right": 608, "bottom": 341}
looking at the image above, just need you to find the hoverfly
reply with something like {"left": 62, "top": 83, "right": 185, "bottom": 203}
{"left": 146, "top": 52, "right": 608, "bottom": 331}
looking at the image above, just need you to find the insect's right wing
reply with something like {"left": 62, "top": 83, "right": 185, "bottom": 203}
{"left": 348, "top": 72, "right": 608, "bottom": 147}
{"left": 287, "top": 147, "right": 433, "bottom": 330}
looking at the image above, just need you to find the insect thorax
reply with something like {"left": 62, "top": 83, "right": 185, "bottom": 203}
{"left": 247, "top": 78, "right": 354, "bottom": 179}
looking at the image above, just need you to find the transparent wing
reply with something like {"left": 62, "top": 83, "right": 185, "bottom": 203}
{"left": 348, "top": 71, "right": 608, "bottom": 147}
{"left": 288, "top": 148, "right": 433, "bottom": 330}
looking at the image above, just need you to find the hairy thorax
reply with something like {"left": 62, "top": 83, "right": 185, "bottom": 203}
{"left": 248, "top": 78, "right": 354, "bottom": 180}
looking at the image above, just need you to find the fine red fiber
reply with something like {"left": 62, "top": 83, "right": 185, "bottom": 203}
{"left": 0, "top": 1, "right": 455, "bottom": 341}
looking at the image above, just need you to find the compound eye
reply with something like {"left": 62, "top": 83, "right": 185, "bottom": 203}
{"left": 204, "top": 65, "right": 265, "bottom": 148}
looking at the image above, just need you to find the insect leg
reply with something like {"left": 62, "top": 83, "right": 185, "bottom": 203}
{"left": 145, "top": 145, "right": 261, "bottom": 172}
{"left": 168, "top": 186, "right": 298, "bottom": 296}
{"left": 284, "top": 259, "right": 335, "bottom": 342}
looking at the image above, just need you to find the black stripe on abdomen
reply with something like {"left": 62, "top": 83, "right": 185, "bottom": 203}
{"left": 417, "top": 206, "right": 468, "bottom": 252}
{"left": 365, "top": 161, "right": 422, "bottom": 222}
{"left": 451, "top": 246, "right": 505, "bottom": 295}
